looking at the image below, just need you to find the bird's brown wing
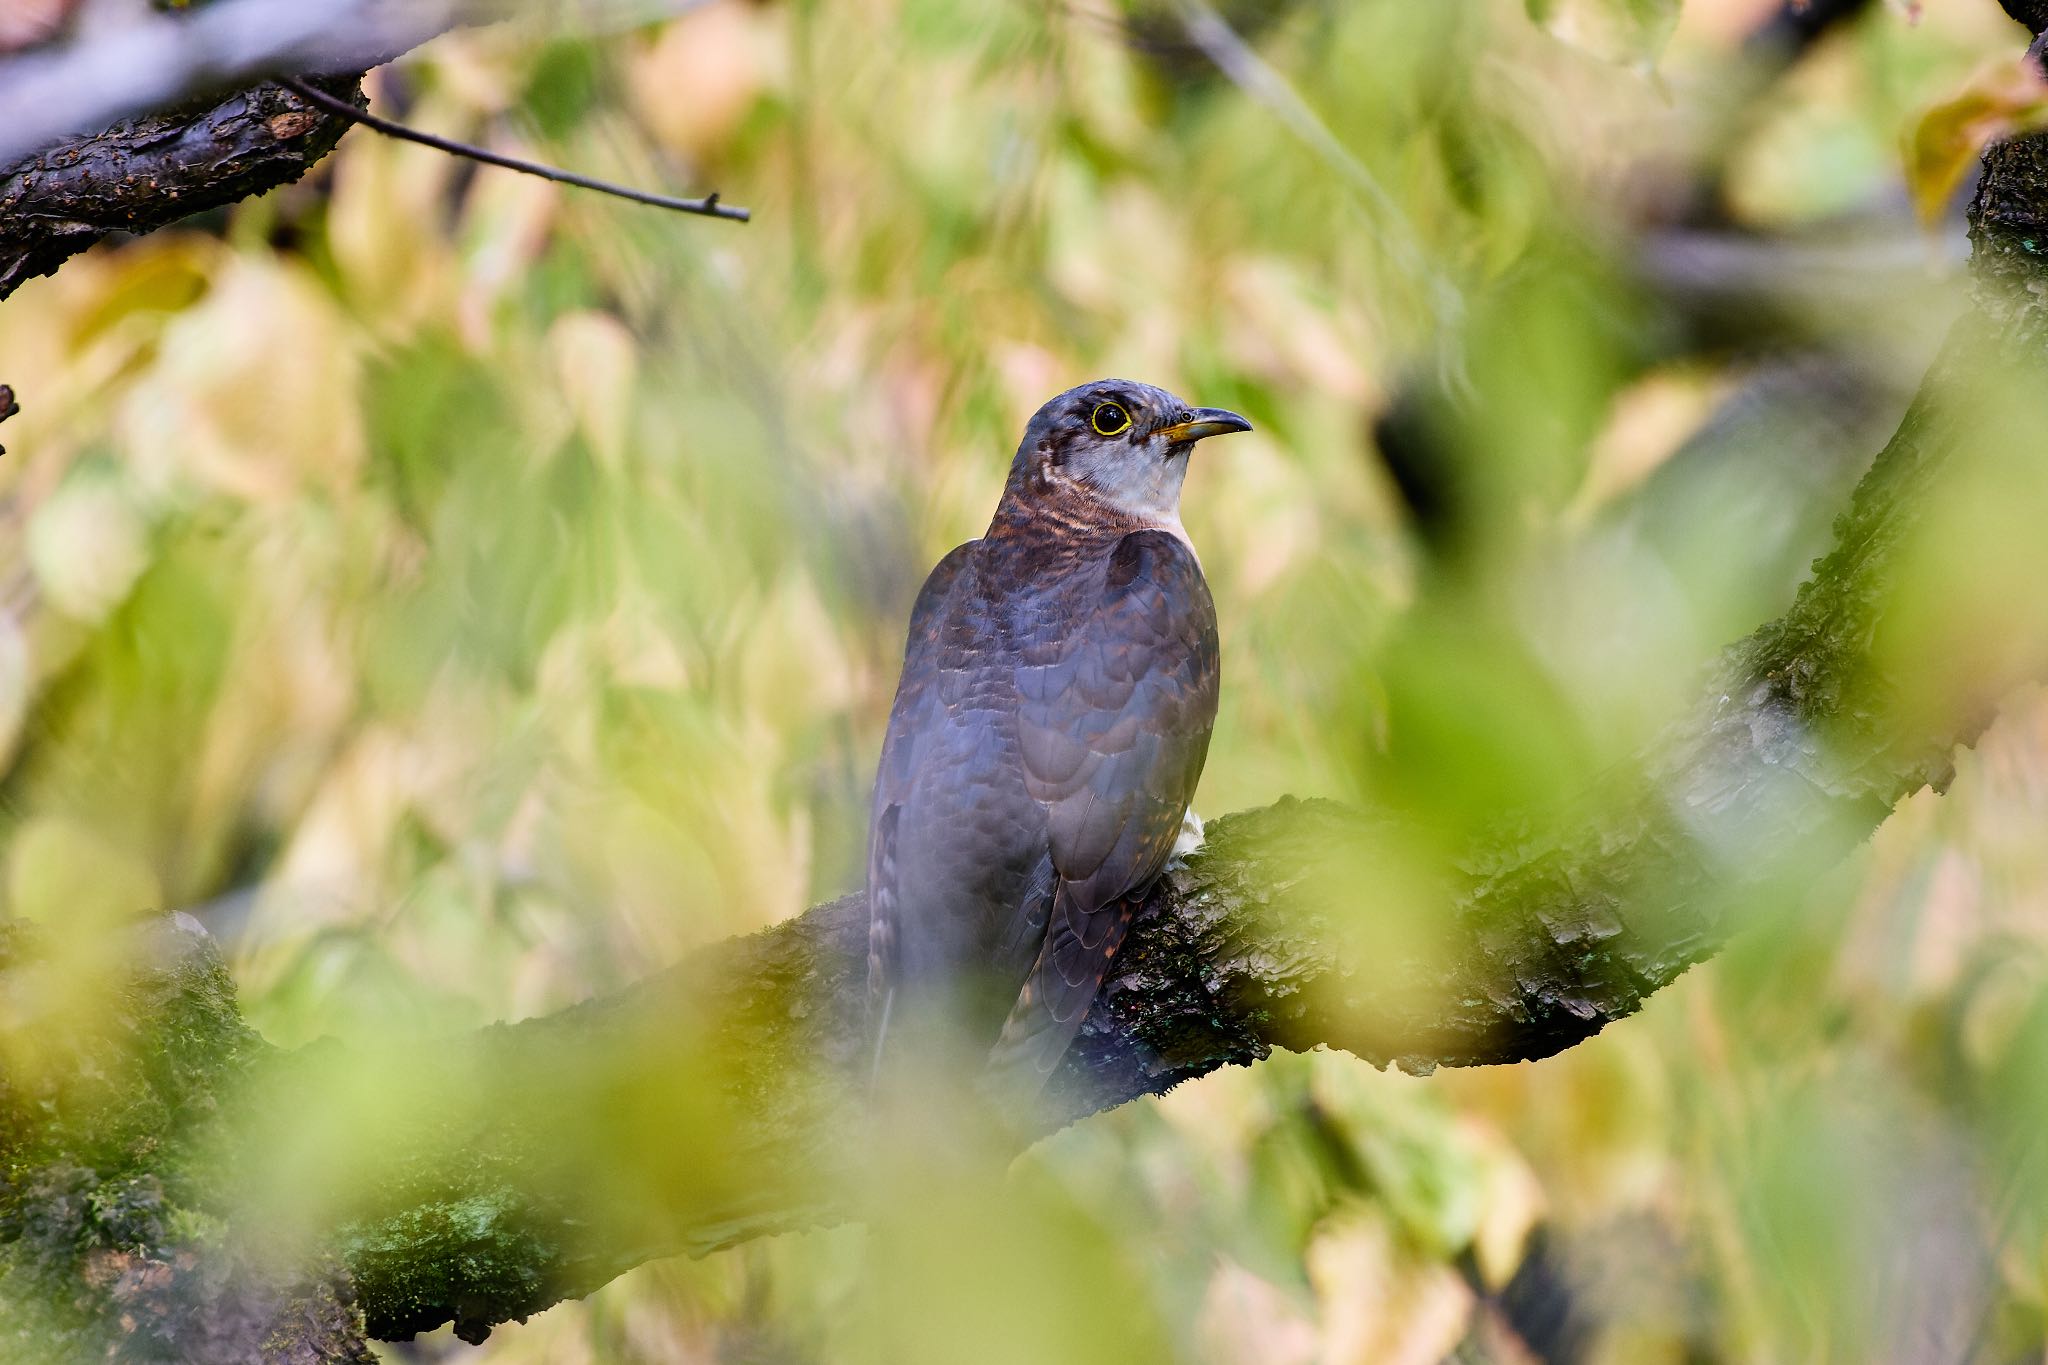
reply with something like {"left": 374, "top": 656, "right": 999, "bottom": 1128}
{"left": 990, "top": 529, "right": 1219, "bottom": 1085}
{"left": 867, "top": 540, "right": 978, "bottom": 1063}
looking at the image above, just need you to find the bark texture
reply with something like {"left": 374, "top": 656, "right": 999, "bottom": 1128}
{"left": 0, "top": 918, "right": 377, "bottom": 1363}
{"left": 0, "top": 75, "right": 364, "bottom": 301}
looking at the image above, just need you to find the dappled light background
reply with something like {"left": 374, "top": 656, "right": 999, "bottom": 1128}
{"left": 4, "top": 0, "right": 2047, "bottom": 1359}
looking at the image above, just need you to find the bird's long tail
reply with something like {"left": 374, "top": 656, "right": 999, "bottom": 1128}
{"left": 865, "top": 804, "right": 902, "bottom": 1092}
{"left": 985, "top": 884, "right": 1138, "bottom": 1093}
{"left": 867, "top": 985, "right": 896, "bottom": 1092}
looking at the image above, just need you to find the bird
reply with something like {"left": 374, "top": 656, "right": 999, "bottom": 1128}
{"left": 865, "top": 379, "right": 1251, "bottom": 1094}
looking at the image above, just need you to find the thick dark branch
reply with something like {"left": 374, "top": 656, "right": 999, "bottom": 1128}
{"left": 0, "top": 0, "right": 467, "bottom": 298}
{"left": 0, "top": 75, "right": 364, "bottom": 300}
{"left": 0, "top": 0, "right": 458, "bottom": 168}
{"left": 0, "top": 0, "right": 745, "bottom": 301}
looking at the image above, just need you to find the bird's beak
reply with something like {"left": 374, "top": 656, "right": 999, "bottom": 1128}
{"left": 1155, "top": 407, "right": 1253, "bottom": 446}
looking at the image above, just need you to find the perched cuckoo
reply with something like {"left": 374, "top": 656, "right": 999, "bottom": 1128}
{"left": 866, "top": 379, "right": 1251, "bottom": 1091}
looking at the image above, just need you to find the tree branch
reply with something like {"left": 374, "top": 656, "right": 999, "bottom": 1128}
{"left": 0, "top": 0, "right": 459, "bottom": 169}
{"left": 0, "top": 0, "right": 739, "bottom": 301}
{"left": 0, "top": 74, "right": 366, "bottom": 300}
{"left": 0, "top": 0, "right": 451, "bottom": 301}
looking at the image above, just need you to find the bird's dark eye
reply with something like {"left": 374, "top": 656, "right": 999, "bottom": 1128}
{"left": 1090, "top": 402, "right": 1132, "bottom": 437}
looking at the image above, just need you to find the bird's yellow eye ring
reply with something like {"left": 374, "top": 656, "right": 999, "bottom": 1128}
{"left": 1090, "top": 402, "right": 1132, "bottom": 437}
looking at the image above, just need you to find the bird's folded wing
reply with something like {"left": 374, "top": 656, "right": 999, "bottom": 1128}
{"left": 993, "top": 528, "right": 1220, "bottom": 1082}
{"left": 867, "top": 540, "right": 978, "bottom": 1040}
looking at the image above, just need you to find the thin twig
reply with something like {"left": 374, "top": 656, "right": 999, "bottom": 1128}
{"left": 278, "top": 76, "right": 750, "bottom": 222}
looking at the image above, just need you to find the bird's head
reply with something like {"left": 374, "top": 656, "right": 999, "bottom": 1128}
{"left": 1007, "top": 379, "right": 1252, "bottom": 522}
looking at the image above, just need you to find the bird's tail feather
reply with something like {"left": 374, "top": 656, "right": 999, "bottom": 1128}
{"left": 867, "top": 985, "right": 896, "bottom": 1093}
{"left": 985, "top": 884, "right": 1136, "bottom": 1093}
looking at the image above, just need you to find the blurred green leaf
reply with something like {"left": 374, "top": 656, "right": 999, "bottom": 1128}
{"left": 1525, "top": 0, "right": 1681, "bottom": 66}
